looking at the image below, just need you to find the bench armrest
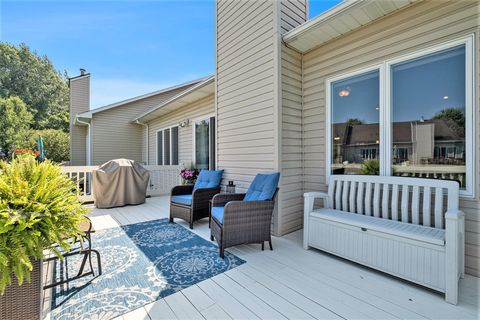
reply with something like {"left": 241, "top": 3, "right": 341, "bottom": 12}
{"left": 445, "top": 209, "right": 465, "bottom": 220}
{"left": 303, "top": 191, "right": 329, "bottom": 250}
{"left": 304, "top": 191, "right": 329, "bottom": 210}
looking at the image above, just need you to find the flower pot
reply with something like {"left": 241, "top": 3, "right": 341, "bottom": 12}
{"left": 0, "top": 259, "right": 42, "bottom": 320}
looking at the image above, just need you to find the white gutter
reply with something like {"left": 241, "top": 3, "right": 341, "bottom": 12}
{"left": 135, "top": 120, "right": 149, "bottom": 165}
{"left": 283, "top": 0, "right": 360, "bottom": 43}
{"left": 76, "top": 117, "right": 92, "bottom": 166}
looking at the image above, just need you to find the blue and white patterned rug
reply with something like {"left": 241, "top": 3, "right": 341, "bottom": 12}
{"left": 50, "top": 218, "right": 245, "bottom": 320}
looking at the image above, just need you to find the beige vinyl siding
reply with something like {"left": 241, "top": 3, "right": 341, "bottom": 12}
{"left": 147, "top": 94, "right": 214, "bottom": 166}
{"left": 216, "top": 0, "right": 306, "bottom": 235}
{"left": 216, "top": 0, "right": 277, "bottom": 189}
{"left": 91, "top": 87, "right": 187, "bottom": 165}
{"left": 280, "top": 0, "right": 307, "bottom": 33}
{"left": 302, "top": 0, "right": 480, "bottom": 276}
{"left": 280, "top": 43, "right": 304, "bottom": 234}
{"left": 69, "top": 76, "right": 90, "bottom": 165}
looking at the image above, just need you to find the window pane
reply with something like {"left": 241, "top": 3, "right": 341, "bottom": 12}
{"left": 157, "top": 131, "right": 163, "bottom": 165}
{"left": 331, "top": 70, "right": 380, "bottom": 175}
{"left": 195, "top": 119, "right": 209, "bottom": 170}
{"left": 392, "top": 45, "right": 466, "bottom": 188}
{"left": 164, "top": 128, "right": 170, "bottom": 165}
{"left": 171, "top": 126, "right": 179, "bottom": 165}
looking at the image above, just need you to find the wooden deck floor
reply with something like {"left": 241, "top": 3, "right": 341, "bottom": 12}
{"left": 46, "top": 196, "right": 479, "bottom": 320}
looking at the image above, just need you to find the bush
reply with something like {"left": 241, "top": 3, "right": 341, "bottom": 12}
{"left": 30, "top": 129, "right": 69, "bottom": 163}
{"left": 0, "top": 96, "right": 34, "bottom": 151}
{"left": 360, "top": 159, "right": 380, "bottom": 175}
{"left": 0, "top": 153, "right": 88, "bottom": 294}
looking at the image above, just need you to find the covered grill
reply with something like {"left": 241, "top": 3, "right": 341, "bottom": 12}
{"left": 93, "top": 159, "right": 150, "bottom": 208}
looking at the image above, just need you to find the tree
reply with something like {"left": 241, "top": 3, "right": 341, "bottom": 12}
{"left": 347, "top": 118, "right": 364, "bottom": 125}
{"left": 432, "top": 107, "right": 465, "bottom": 129}
{"left": 0, "top": 42, "right": 69, "bottom": 131}
{"left": 30, "top": 129, "right": 70, "bottom": 163}
{"left": 0, "top": 97, "right": 34, "bottom": 151}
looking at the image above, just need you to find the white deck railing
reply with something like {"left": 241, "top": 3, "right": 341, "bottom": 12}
{"left": 61, "top": 165, "right": 182, "bottom": 202}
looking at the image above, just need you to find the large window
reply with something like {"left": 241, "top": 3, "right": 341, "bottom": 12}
{"left": 156, "top": 126, "right": 179, "bottom": 165}
{"left": 194, "top": 116, "right": 215, "bottom": 170}
{"left": 327, "top": 36, "right": 474, "bottom": 196}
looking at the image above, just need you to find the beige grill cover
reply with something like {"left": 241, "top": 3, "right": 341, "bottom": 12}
{"left": 93, "top": 159, "right": 150, "bottom": 209}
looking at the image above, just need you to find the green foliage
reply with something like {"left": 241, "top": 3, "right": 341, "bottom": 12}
{"left": 0, "top": 154, "right": 88, "bottom": 294}
{"left": 29, "top": 129, "right": 70, "bottom": 163}
{"left": 346, "top": 118, "right": 364, "bottom": 125}
{"left": 360, "top": 159, "right": 380, "bottom": 175}
{"left": 0, "top": 42, "right": 69, "bottom": 131}
{"left": 0, "top": 96, "right": 34, "bottom": 150}
{"left": 432, "top": 107, "right": 465, "bottom": 129}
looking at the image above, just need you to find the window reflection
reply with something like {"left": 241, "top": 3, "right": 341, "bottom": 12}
{"left": 331, "top": 70, "right": 380, "bottom": 175}
{"left": 391, "top": 46, "right": 466, "bottom": 188}
{"left": 195, "top": 119, "right": 210, "bottom": 170}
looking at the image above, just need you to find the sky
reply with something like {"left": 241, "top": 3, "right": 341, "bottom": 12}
{"left": 332, "top": 46, "right": 465, "bottom": 124}
{"left": 0, "top": 0, "right": 341, "bottom": 109}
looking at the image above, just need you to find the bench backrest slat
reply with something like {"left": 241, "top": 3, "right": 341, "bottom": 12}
{"left": 327, "top": 175, "right": 459, "bottom": 230}
{"left": 373, "top": 183, "right": 381, "bottom": 218}
{"left": 435, "top": 187, "right": 444, "bottom": 229}
{"left": 391, "top": 184, "right": 399, "bottom": 221}
{"left": 342, "top": 181, "right": 350, "bottom": 212}
{"left": 335, "top": 180, "right": 343, "bottom": 210}
{"left": 382, "top": 183, "right": 389, "bottom": 219}
{"left": 401, "top": 185, "right": 409, "bottom": 223}
{"left": 423, "top": 187, "right": 432, "bottom": 227}
{"left": 412, "top": 186, "right": 420, "bottom": 225}
{"left": 357, "top": 182, "right": 364, "bottom": 214}
{"left": 349, "top": 181, "right": 356, "bottom": 213}
{"left": 365, "top": 182, "right": 372, "bottom": 216}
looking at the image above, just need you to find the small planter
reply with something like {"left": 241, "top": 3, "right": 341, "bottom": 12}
{"left": 0, "top": 259, "right": 42, "bottom": 320}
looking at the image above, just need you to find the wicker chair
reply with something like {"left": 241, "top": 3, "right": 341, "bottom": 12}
{"left": 210, "top": 172, "right": 280, "bottom": 258}
{"left": 170, "top": 170, "right": 223, "bottom": 229}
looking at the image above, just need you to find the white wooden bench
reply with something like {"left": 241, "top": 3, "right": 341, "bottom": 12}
{"left": 303, "top": 175, "right": 465, "bottom": 304}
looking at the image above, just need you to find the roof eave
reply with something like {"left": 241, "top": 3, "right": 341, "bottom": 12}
{"left": 132, "top": 75, "right": 215, "bottom": 123}
{"left": 283, "top": 0, "right": 418, "bottom": 53}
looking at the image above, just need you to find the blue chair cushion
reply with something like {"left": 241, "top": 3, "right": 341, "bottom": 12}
{"left": 171, "top": 194, "right": 192, "bottom": 206}
{"left": 211, "top": 206, "right": 225, "bottom": 224}
{"left": 194, "top": 169, "right": 224, "bottom": 191}
{"left": 244, "top": 172, "right": 280, "bottom": 201}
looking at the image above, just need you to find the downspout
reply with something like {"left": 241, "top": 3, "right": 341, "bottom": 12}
{"left": 76, "top": 117, "right": 92, "bottom": 166}
{"left": 135, "top": 120, "right": 149, "bottom": 165}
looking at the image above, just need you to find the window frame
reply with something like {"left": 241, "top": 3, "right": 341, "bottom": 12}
{"left": 192, "top": 114, "right": 215, "bottom": 170}
{"left": 326, "top": 34, "right": 475, "bottom": 198}
{"left": 155, "top": 125, "right": 179, "bottom": 166}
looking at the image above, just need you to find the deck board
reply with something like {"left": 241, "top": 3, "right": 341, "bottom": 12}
{"left": 45, "top": 196, "right": 479, "bottom": 320}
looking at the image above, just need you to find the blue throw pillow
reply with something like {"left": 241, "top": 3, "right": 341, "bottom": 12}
{"left": 244, "top": 172, "right": 280, "bottom": 201}
{"left": 193, "top": 169, "right": 224, "bottom": 190}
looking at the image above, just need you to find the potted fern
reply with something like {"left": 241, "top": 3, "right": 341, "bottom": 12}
{"left": 0, "top": 152, "right": 88, "bottom": 320}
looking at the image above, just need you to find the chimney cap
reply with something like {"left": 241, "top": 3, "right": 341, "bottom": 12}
{"left": 80, "top": 68, "right": 86, "bottom": 75}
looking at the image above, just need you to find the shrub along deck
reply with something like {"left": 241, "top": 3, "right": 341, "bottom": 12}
{"left": 43, "top": 196, "right": 478, "bottom": 320}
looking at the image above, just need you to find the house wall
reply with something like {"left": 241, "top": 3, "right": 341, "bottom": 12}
{"left": 69, "top": 75, "right": 90, "bottom": 165}
{"left": 146, "top": 94, "right": 215, "bottom": 166}
{"left": 90, "top": 86, "right": 188, "bottom": 165}
{"left": 280, "top": 44, "right": 304, "bottom": 234}
{"left": 215, "top": 0, "right": 306, "bottom": 235}
{"left": 301, "top": 0, "right": 480, "bottom": 276}
{"left": 279, "top": 1, "right": 308, "bottom": 235}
